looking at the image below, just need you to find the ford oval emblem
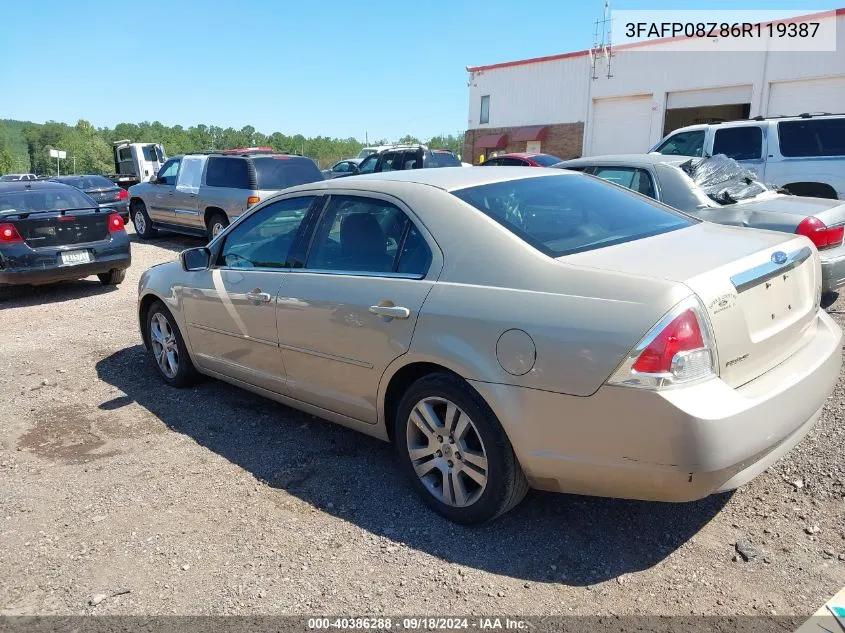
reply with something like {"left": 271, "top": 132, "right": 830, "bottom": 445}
{"left": 771, "top": 251, "right": 788, "bottom": 265}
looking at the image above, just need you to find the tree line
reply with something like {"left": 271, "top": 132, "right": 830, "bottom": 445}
{"left": 0, "top": 119, "right": 464, "bottom": 175}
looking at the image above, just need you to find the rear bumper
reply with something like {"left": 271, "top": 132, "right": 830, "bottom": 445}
{"left": 0, "top": 234, "right": 131, "bottom": 285}
{"left": 471, "top": 310, "right": 842, "bottom": 502}
{"left": 820, "top": 248, "right": 845, "bottom": 293}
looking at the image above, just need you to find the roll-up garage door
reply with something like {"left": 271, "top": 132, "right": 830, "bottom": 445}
{"left": 768, "top": 77, "right": 845, "bottom": 116}
{"left": 589, "top": 95, "right": 653, "bottom": 156}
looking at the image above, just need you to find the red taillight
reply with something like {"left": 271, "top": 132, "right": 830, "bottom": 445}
{"left": 108, "top": 213, "right": 125, "bottom": 232}
{"left": 796, "top": 216, "right": 844, "bottom": 250}
{"left": 116, "top": 189, "right": 129, "bottom": 200}
{"left": 632, "top": 309, "right": 704, "bottom": 374}
{"left": 0, "top": 223, "right": 23, "bottom": 243}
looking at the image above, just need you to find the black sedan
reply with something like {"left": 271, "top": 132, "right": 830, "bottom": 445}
{"left": 0, "top": 181, "right": 130, "bottom": 292}
{"left": 50, "top": 174, "right": 129, "bottom": 222}
{"left": 322, "top": 158, "right": 363, "bottom": 179}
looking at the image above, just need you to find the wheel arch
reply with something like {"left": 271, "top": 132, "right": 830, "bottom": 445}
{"left": 204, "top": 206, "right": 227, "bottom": 227}
{"left": 783, "top": 181, "right": 839, "bottom": 200}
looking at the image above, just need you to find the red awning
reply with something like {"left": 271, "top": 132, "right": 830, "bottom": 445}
{"left": 511, "top": 126, "right": 549, "bottom": 142}
{"left": 475, "top": 133, "right": 508, "bottom": 149}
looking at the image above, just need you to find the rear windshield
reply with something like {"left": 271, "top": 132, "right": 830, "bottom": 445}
{"left": 427, "top": 151, "right": 461, "bottom": 168}
{"left": 452, "top": 174, "right": 693, "bottom": 257}
{"left": 55, "top": 175, "right": 114, "bottom": 189}
{"left": 0, "top": 188, "right": 95, "bottom": 214}
{"left": 531, "top": 154, "right": 563, "bottom": 167}
{"left": 252, "top": 156, "right": 324, "bottom": 190}
{"left": 778, "top": 119, "right": 845, "bottom": 157}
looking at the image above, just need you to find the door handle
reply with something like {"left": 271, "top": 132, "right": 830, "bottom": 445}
{"left": 369, "top": 304, "right": 410, "bottom": 319}
{"left": 245, "top": 290, "right": 272, "bottom": 303}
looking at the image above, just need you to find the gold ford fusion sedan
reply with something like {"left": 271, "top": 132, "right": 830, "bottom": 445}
{"left": 137, "top": 167, "right": 842, "bottom": 524}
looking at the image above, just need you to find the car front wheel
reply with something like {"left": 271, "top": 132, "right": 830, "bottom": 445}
{"left": 132, "top": 200, "right": 157, "bottom": 239}
{"left": 394, "top": 372, "right": 528, "bottom": 524}
{"left": 145, "top": 300, "right": 199, "bottom": 387}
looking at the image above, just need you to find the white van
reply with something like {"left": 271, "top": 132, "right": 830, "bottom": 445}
{"left": 649, "top": 114, "right": 845, "bottom": 200}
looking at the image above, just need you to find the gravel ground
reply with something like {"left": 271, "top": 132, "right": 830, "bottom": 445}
{"left": 0, "top": 227, "right": 843, "bottom": 616}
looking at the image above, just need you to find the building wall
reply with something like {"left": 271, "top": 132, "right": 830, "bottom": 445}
{"left": 464, "top": 123, "right": 584, "bottom": 164}
{"left": 466, "top": 12, "right": 845, "bottom": 156}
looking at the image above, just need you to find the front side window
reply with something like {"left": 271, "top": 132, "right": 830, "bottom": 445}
{"left": 157, "top": 159, "right": 180, "bottom": 186}
{"left": 779, "top": 119, "right": 845, "bottom": 157}
{"left": 592, "top": 166, "right": 657, "bottom": 199}
{"left": 306, "top": 195, "right": 431, "bottom": 276}
{"left": 655, "top": 131, "right": 705, "bottom": 157}
{"left": 206, "top": 157, "right": 250, "bottom": 189}
{"left": 357, "top": 154, "right": 378, "bottom": 174}
{"left": 452, "top": 174, "right": 692, "bottom": 257}
{"left": 480, "top": 95, "right": 490, "bottom": 124}
{"left": 218, "top": 196, "right": 315, "bottom": 269}
{"left": 713, "top": 126, "right": 763, "bottom": 161}
{"left": 333, "top": 162, "right": 350, "bottom": 173}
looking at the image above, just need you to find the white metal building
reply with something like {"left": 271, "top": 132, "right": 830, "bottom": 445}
{"left": 464, "top": 8, "right": 845, "bottom": 162}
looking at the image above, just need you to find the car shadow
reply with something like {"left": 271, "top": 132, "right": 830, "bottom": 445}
{"left": 96, "top": 344, "right": 731, "bottom": 585}
{"left": 0, "top": 279, "right": 120, "bottom": 307}
{"left": 821, "top": 291, "right": 839, "bottom": 310}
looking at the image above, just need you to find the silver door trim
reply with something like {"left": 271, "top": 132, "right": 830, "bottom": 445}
{"left": 277, "top": 342, "right": 374, "bottom": 369}
{"left": 187, "top": 321, "right": 278, "bottom": 347}
{"left": 174, "top": 208, "right": 201, "bottom": 216}
{"left": 730, "top": 246, "right": 812, "bottom": 294}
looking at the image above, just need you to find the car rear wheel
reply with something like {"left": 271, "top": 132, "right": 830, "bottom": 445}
{"left": 394, "top": 372, "right": 528, "bottom": 524}
{"left": 132, "top": 200, "right": 157, "bottom": 239}
{"left": 145, "top": 300, "right": 200, "bottom": 387}
{"left": 97, "top": 269, "right": 126, "bottom": 286}
{"left": 206, "top": 212, "right": 229, "bottom": 241}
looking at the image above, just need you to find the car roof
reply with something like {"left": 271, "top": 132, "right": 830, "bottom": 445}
{"left": 283, "top": 166, "right": 573, "bottom": 194}
{"left": 0, "top": 180, "right": 77, "bottom": 192}
{"left": 557, "top": 154, "right": 691, "bottom": 169}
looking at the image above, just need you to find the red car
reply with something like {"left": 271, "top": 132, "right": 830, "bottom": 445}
{"left": 481, "top": 152, "right": 563, "bottom": 167}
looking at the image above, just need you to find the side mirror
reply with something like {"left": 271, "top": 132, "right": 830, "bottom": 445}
{"left": 180, "top": 246, "right": 211, "bottom": 272}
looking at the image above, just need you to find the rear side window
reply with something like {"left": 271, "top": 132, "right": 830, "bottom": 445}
{"left": 252, "top": 156, "right": 323, "bottom": 190}
{"left": 427, "top": 151, "right": 461, "bottom": 168}
{"left": 656, "top": 131, "right": 705, "bottom": 157}
{"left": 452, "top": 174, "right": 692, "bottom": 257}
{"left": 713, "top": 126, "right": 763, "bottom": 160}
{"left": 532, "top": 154, "right": 563, "bottom": 167}
{"left": 778, "top": 119, "right": 845, "bottom": 157}
{"left": 206, "top": 157, "right": 251, "bottom": 189}
{"left": 592, "top": 166, "right": 657, "bottom": 199}
{"left": 379, "top": 152, "right": 404, "bottom": 172}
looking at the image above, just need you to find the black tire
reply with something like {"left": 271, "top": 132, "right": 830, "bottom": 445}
{"left": 145, "top": 300, "right": 200, "bottom": 388}
{"left": 206, "top": 211, "right": 229, "bottom": 241}
{"left": 131, "top": 199, "right": 157, "bottom": 239}
{"left": 394, "top": 372, "right": 528, "bottom": 524}
{"left": 97, "top": 269, "right": 126, "bottom": 286}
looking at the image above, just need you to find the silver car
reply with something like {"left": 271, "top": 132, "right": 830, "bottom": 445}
{"left": 137, "top": 167, "right": 842, "bottom": 524}
{"left": 128, "top": 150, "right": 324, "bottom": 241}
{"left": 556, "top": 154, "right": 845, "bottom": 293}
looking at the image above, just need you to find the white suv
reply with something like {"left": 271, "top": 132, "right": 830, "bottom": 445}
{"left": 649, "top": 114, "right": 845, "bottom": 200}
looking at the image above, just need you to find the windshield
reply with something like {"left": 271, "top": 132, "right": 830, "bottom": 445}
{"left": 0, "top": 188, "right": 95, "bottom": 214}
{"left": 252, "top": 156, "right": 324, "bottom": 190}
{"left": 680, "top": 154, "right": 769, "bottom": 205}
{"left": 452, "top": 174, "right": 693, "bottom": 257}
{"left": 532, "top": 154, "right": 563, "bottom": 167}
{"left": 427, "top": 151, "right": 461, "bottom": 168}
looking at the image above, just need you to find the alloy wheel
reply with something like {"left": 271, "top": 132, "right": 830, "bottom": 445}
{"left": 211, "top": 221, "right": 225, "bottom": 237}
{"left": 134, "top": 209, "right": 147, "bottom": 234}
{"left": 406, "top": 397, "right": 489, "bottom": 507}
{"left": 150, "top": 312, "right": 179, "bottom": 379}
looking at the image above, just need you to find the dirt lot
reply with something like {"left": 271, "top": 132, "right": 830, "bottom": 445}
{"left": 0, "top": 227, "right": 843, "bottom": 617}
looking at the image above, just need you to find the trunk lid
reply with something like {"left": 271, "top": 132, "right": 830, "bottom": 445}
{"left": 85, "top": 187, "right": 124, "bottom": 205}
{"left": 562, "top": 222, "right": 821, "bottom": 388}
{"left": 4, "top": 209, "right": 111, "bottom": 247}
{"left": 731, "top": 193, "right": 845, "bottom": 230}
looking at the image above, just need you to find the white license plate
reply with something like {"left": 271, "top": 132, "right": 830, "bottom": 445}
{"left": 60, "top": 250, "right": 92, "bottom": 266}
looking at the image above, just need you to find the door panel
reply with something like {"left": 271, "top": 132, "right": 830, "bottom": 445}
{"left": 148, "top": 158, "right": 180, "bottom": 222}
{"left": 276, "top": 274, "right": 433, "bottom": 422}
{"left": 173, "top": 155, "right": 204, "bottom": 228}
{"left": 183, "top": 269, "right": 286, "bottom": 393}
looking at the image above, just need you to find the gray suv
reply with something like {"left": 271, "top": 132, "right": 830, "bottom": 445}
{"left": 128, "top": 150, "right": 324, "bottom": 240}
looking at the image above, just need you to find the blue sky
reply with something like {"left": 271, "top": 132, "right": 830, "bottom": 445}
{"left": 0, "top": 0, "right": 836, "bottom": 141}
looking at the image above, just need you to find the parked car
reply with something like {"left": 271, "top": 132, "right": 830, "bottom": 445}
{"left": 354, "top": 145, "right": 461, "bottom": 175}
{"left": 1, "top": 174, "right": 38, "bottom": 182}
{"left": 128, "top": 149, "right": 324, "bottom": 241}
{"left": 649, "top": 114, "right": 845, "bottom": 200}
{"left": 50, "top": 174, "right": 130, "bottom": 222}
{"left": 137, "top": 167, "right": 841, "bottom": 524}
{"left": 556, "top": 153, "right": 845, "bottom": 293}
{"left": 323, "top": 158, "right": 363, "bottom": 179}
{"left": 0, "top": 180, "right": 130, "bottom": 291}
{"left": 481, "top": 152, "right": 563, "bottom": 167}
